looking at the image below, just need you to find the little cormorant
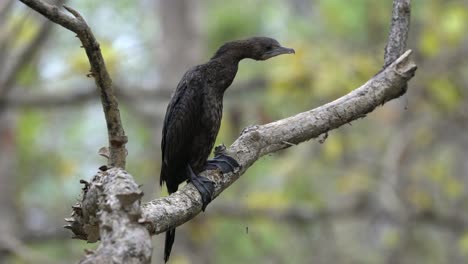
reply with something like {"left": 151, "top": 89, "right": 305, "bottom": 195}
{"left": 160, "top": 37, "right": 294, "bottom": 262}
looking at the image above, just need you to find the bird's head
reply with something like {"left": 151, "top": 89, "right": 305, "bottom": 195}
{"left": 212, "top": 37, "right": 295, "bottom": 61}
{"left": 245, "top": 37, "right": 295, "bottom": 60}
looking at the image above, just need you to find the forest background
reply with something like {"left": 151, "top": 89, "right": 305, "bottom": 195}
{"left": 0, "top": 0, "right": 467, "bottom": 263}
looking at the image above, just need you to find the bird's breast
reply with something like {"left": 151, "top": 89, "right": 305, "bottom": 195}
{"left": 188, "top": 94, "right": 223, "bottom": 172}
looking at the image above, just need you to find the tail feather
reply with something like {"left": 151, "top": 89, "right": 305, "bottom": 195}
{"left": 164, "top": 228, "right": 176, "bottom": 263}
{"left": 161, "top": 163, "right": 182, "bottom": 262}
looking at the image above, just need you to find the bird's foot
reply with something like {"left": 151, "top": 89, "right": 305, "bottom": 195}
{"left": 205, "top": 154, "right": 240, "bottom": 174}
{"left": 190, "top": 175, "right": 214, "bottom": 211}
{"left": 188, "top": 166, "right": 214, "bottom": 211}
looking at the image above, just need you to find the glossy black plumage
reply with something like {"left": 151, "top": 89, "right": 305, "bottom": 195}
{"left": 160, "top": 37, "right": 294, "bottom": 262}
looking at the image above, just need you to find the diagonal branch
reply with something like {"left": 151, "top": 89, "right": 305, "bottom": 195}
{"left": 18, "top": 0, "right": 416, "bottom": 263}
{"left": 63, "top": 0, "right": 416, "bottom": 248}
{"left": 141, "top": 0, "right": 414, "bottom": 235}
{"left": 141, "top": 50, "right": 417, "bottom": 235}
{"left": 19, "top": 0, "right": 127, "bottom": 168}
{"left": 18, "top": 0, "right": 82, "bottom": 32}
{"left": 67, "top": 50, "right": 416, "bottom": 242}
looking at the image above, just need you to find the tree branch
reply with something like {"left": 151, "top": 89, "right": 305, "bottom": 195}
{"left": 62, "top": 53, "right": 416, "bottom": 259}
{"left": 141, "top": 50, "right": 417, "bottom": 235}
{"left": 384, "top": 0, "right": 411, "bottom": 67}
{"left": 16, "top": 0, "right": 417, "bottom": 262}
{"left": 19, "top": 0, "right": 127, "bottom": 168}
{"left": 63, "top": 0, "right": 416, "bottom": 248}
{"left": 65, "top": 168, "right": 151, "bottom": 263}
{"left": 18, "top": 1, "right": 151, "bottom": 263}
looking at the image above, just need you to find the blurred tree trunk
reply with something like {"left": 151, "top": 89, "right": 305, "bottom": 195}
{"left": 0, "top": 111, "right": 18, "bottom": 261}
{"left": 149, "top": 0, "right": 203, "bottom": 149}
{"left": 156, "top": 0, "right": 202, "bottom": 89}
{"left": 288, "top": 0, "right": 316, "bottom": 17}
{"left": 149, "top": 0, "right": 203, "bottom": 154}
{"left": 0, "top": 2, "right": 19, "bottom": 260}
{"left": 0, "top": 2, "right": 57, "bottom": 260}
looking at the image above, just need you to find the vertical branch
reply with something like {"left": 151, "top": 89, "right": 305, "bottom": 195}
{"left": 19, "top": 0, "right": 128, "bottom": 168}
{"left": 65, "top": 7, "right": 128, "bottom": 168}
{"left": 19, "top": 1, "right": 151, "bottom": 262}
{"left": 384, "top": 0, "right": 411, "bottom": 68}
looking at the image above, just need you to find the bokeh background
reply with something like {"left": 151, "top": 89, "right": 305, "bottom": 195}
{"left": 1, "top": 0, "right": 467, "bottom": 263}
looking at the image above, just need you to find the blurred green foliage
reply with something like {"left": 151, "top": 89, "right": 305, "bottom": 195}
{"left": 3, "top": 0, "right": 468, "bottom": 263}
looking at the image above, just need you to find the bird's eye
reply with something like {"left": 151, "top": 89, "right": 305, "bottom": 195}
{"left": 266, "top": 45, "right": 273, "bottom": 51}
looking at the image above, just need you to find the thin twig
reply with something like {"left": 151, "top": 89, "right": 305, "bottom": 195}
{"left": 19, "top": 0, "right": 128, "bottom": 168}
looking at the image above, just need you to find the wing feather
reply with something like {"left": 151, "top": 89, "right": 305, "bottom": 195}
{"left": 160, "top": 71, "right": 203, "bottom": 188}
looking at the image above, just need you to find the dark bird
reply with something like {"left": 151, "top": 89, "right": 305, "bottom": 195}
{"left": 160, "top": 37, "right": 294, "bottom": 262}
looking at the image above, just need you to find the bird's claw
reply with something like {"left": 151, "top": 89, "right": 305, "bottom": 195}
{"left": 190, "top": 175, "right": 215, "bottom": 211}
{"left": 205, "top": 154, "right": 240, "bottom": 174}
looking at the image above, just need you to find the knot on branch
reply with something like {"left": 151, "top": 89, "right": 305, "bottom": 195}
{"left": 116, "top": 191, "right": 143, "bottom": 207}
{"left": 109, "top": 135, "right": 128, "bottom": 147}
{"left": 397, "top": 0, "right": 411, "bottom": 14}
{"left": 64, "top": 168, "right": 145, "bottom": 243}
{"left": 394, "top": 50, "right": 417, "bottom": 79}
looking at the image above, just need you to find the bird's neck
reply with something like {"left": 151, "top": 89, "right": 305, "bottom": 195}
{"left": 206, "top": 57, "right": 239, "bottom": 94}
{"left": 211, "top": 41, "right": 252, "bottom": 62}
{"left": 211, "top": 52, "right": 245, "bottom": 63}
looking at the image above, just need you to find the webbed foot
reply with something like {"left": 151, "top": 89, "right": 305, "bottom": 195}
{"left": 188, "top": 165, "right": 214, "bottom": 211}
{"left": 205, "top": 154, "right": 240, "bottom": 174}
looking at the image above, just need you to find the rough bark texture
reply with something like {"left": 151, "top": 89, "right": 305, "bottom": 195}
{"left": 66, "top": 168, "right": 151, "bottom": 264}
{"left": 384, "top": 0, "right": 411, "bottom": 68}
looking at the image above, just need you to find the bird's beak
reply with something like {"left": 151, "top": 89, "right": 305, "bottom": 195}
{"left": 276, "top": 46, "right": 296, "bottom": 55}
{"left": 262, "top": 46, "right": 295, "bottom": 60}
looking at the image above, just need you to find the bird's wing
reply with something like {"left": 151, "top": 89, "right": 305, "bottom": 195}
{"left": 160, "top": 72, "right": 203, "bottom": 186}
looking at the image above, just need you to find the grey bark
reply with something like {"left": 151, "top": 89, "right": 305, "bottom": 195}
{"left": 384, "top": 0, "right": 411, "bottom": 68}
{"left": 67, "top": 168, "right": 152, "bottom": 264}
